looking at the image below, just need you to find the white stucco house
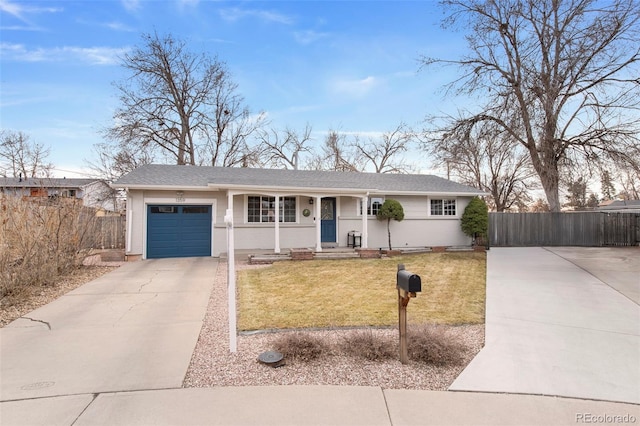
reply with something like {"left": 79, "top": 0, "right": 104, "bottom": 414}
{"left": 112, "top": 164, "right": 486, "bottom": 259}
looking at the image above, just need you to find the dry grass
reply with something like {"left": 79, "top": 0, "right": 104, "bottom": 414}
{"left": 237, "top": 252, "right": 485, "bottom": 331}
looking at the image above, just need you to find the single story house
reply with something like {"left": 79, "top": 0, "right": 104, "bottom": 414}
{"left": 112, "top": 164, "right": 486, "bottom": 259}
{"left": 598, "top": 199, "right": 640, "bottom": 213}
{"left": 0, "top": 177, "right": 121, "bottom": 212}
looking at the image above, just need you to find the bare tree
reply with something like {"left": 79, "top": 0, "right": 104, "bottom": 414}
{"left": 421, "top": 0, "right": 640, "bottom": 211}
{"left": 203, "top": 76, "right": 267, "bottom": 167}
{"left": 352, "top": 123, "right": 416, "bottom": 173}
{"left": 0, "top": 130, "right": 52, "bottom": 178}
{"left": 106, "top": 32, "right": 263, "bottom": 167}
{"left": 424, "top": 119, "right": 537, "bottom": 211}
{"left": 256, "top": 124, "right": 313, "bottom": 169}
{"left": 308, "top": 130, "right": 364, "bottom": 172}
{"left": 88, "top": 141, "right": 156, "bottom": 181}
{"left": 619, "top": 166, "right": 640, "bottom": 199}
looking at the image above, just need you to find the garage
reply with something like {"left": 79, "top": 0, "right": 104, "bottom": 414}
{"left": 146, "top": 205, "right": 212, "bottom": 258}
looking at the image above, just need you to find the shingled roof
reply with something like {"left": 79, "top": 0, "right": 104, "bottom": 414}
{"left": 0, "top": 177, "right": 99, "bottom": 188}
{"left": 113, "top": 164, "right": 484, "bottom": 196}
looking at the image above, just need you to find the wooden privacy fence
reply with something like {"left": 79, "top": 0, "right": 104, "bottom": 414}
{"left": 82, "top": 215, "right": 126, "bottom": 249}
{"left": 489, "top": 212, "right": 640, "bottom": 247}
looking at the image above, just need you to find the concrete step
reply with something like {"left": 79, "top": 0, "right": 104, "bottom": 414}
{"left": 313, "top": 252, "right": 360, "bottom": 259}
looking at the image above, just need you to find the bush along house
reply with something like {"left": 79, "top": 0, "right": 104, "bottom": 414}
{"left": 112, "top": 164, "right": 486, "bottom": 259}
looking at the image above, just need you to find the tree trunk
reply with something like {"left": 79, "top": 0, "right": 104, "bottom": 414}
{"left": 527, "top": 134, "right": 562, "bottom": 212}
{"left": 387, "top": 218, "right": 392, "bottom": 250}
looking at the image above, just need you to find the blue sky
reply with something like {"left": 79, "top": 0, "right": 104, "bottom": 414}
{"left": 0, "top": 0, "right": 467, "bottom": 177}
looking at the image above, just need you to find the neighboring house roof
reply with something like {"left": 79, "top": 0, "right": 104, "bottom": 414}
{"left": 113, "top": 164, "right": 485, "bottom": 196}
{"left": 598, "top": 200, "right": 640, "bottom": 212}
{"left": 0, "top": 177, "right": 99, "bottom": 189}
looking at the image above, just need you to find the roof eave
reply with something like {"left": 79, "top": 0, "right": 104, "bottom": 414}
{"left": 211, "top": 183, "right": 374, "bottom": 194}
{"left": 110, "top": 183, "right": 209, "bottom": 191}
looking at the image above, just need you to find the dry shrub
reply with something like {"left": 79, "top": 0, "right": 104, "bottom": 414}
{"left": 338, "top": 329, "right": 396, "bottom": 361}
{"left": 407, "top": 323, "right": 468, "bottom": 366}
{"left": 0, "top": 195, "right": 98, "bottom": 304}
{"left": 271, "top": 331, "right": 330, "bottom": 362}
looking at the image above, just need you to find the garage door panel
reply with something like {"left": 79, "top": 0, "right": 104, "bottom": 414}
{"left": 147, "top": 205, "right": 212, "bottom": 258}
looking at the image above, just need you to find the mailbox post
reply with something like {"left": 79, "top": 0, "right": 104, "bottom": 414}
{"left": 396, "top": 264, "right": 421, "bottom": 364}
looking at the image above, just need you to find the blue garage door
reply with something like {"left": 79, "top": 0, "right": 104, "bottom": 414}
{"left": 147, "top": 205, "right": 212, "bottom": 258}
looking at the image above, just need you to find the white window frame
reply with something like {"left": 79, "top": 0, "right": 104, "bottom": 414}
{"left": 359, "top": 196, "right": 385, "bottom": 216}
{"left": 429, "top": 198, "right": 457, "bottom": 217}
{"left": 246, "top": 195, "right": 297, "bottom": 223}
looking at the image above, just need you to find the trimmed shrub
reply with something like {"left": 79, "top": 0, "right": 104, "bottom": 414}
{"left": 376, "top": 199, "right": 404, "bottom": 250}
{"left": 460, "top": 197, "right": 488, "bottom": 246}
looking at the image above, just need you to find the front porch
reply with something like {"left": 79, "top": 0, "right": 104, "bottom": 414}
{"left": 221, "top": 246, "right": 476, "bottom": 264}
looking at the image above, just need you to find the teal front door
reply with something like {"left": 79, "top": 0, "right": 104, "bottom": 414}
{"left": 321, "top": 197, "right": 336, "bottom": 243}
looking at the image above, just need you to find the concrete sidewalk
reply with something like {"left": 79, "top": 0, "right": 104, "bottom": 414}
{"left": 450, "top": 247, "right": 640, "bottom": 404}
{"left": 2, "top": 386, "right": 638, "bottom": 426}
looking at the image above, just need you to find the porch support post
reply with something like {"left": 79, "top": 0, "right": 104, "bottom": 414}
{"left": 315, "top": 196, "right": 322, "bottom": 252}
{"left": 274, "top": 194, "right": 281, "bottom": 254}
{"left": 226, "top": 191, "right": 237, "bottom": 353}
{"left": 361, "top": 195, "right": 368, "bottom": 248}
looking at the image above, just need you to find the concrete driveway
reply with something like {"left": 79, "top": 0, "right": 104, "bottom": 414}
{"left": 450, "top": 247, "right": 640, "bottom": 404}
{"left": 0, "top": 257, "right": 217, "bottom": 401}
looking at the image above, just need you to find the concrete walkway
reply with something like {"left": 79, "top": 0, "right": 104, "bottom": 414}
{"left": 1, "top": 249, "right": 639, "bottom": 425}
{"left": 450, "top": 247, "right": 640, "bottom": 404}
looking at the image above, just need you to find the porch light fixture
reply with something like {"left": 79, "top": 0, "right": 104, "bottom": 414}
{"left": 309, "top": 198, "right": 314, "bottom": 205}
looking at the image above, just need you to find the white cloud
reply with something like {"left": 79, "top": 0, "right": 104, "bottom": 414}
{"left": 293, "top": 30, "right": 329, "bottom": 45}
{"left": 103, "top": 21, "right": 135, "bottom": 32}
{"left": 0, "top": 0, "right": 61, "bottom": 18}
{"left": 219, "top": 7, "right": 294, "bottom": 25}
{"left": 121, "top": 0, "right": 141, "bottom": 13}
{"left": 0, "top": 42, "right": 127, "bottom": 65}
{"left": 177, "top": 0, "right": 200, "bottom": 8}
{"left": 0, "top": 0, "right": 61, "bottom": 30}
{"left": 330, "top": 76, "right": 380, "bottom": 98}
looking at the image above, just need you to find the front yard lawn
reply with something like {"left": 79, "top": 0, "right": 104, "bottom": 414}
{"left": 238, "top": 251, "right": 486, "bottom": 331}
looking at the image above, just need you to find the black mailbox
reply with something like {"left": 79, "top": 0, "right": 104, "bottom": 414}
{"left": 397, "top": 269, "right": 421, "bottom": 293}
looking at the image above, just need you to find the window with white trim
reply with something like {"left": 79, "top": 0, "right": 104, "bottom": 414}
{"left": 247, "top": 196, "right": 296, "bottom": 223}
{"left": 360, "top": 197, "right": 384, "bottom": 216}
{"left": 430, "top": 199, "right": 456, "bottom": 216}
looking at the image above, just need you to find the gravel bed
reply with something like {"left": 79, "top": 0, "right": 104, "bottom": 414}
{"left": 184, "top": 260, "right": 485, "bottom": 390}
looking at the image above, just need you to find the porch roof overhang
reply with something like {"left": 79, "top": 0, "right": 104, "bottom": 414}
{"left": 209, "top": 183, "right": 372, "bottom": 195}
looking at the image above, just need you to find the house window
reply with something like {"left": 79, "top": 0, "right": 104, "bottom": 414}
{"left": 247, "top": 196, "right": 296, "bottom": 223}
{"left": 360, "top": 197, "right": 384, "bottom": 216}
{"left": 430, "top": 199, "right": 456, "bottom": 216}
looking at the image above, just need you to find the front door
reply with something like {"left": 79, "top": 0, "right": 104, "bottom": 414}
{"left": 321, "top": 197, "right": 336, "bottom": 243}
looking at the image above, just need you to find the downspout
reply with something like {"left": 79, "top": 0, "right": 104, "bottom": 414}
{"left": 226, "top": 190, "right": 237, "bottom": 353}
